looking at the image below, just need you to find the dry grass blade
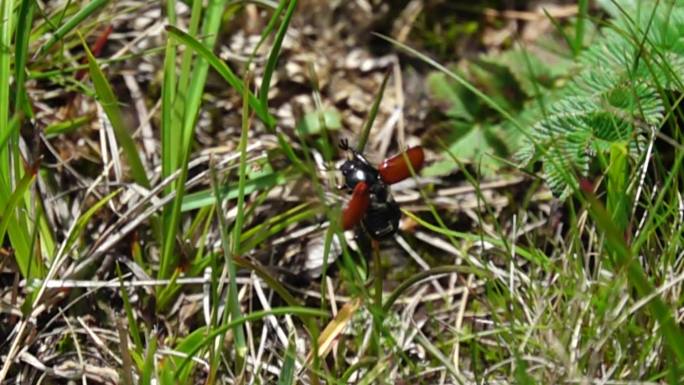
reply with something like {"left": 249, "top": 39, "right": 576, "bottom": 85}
{"left": 307, "top": 297, "right": 362, "bottom": 362}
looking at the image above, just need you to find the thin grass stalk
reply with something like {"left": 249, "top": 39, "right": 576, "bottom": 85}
{"left": 158, "top": 0, "right": 229, "bottom": 281}
{"left": 574, "top": 0, "right": 589, "bottom": 55}
{"left": 166, "top": 0, "right": 203, "bottom": 177}
{"left": 258, "top": 0, "right": 297, "bottom": 108}
{"left": 357, "top": 69, "right": 391, "bottom": 152}
{"left": 207, "top": 162, "right": 236, "bottom": 383}
{"left": 223, "top": 71, "right": 256, "bottom": 370}
{"left": 0, "top": 0, "right": 14, "bottom": 188}
{"left": 371, "top": 240, "right": 383, "bottom": 359}
{"left": 15, "top": 0, "right": 34, "bottom": 118}
{"left": 160, "top": 0, "right": 178, "bottom": 193}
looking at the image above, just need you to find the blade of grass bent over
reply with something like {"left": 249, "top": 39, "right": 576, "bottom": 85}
{"left": 233, "top": 255, "right": 301, "bottom": 307}
{"left": 63, "top": 189, "right": 121, "bottom": 254}
{"left": 181, "top": 171, "right": 290, "bottom": 211}
{"left": 38, "top": 0, "right": 110, "bottom": 56}
{"left": 84, "top": 35, "right": 150, "bottom": 188}
{"left": 165, "top": 25, "right": 273, "bottom": 127}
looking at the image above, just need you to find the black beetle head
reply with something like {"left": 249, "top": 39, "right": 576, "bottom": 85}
{"left": 340, "top": 158, "right": 378, "bottom": 190}
{"left": 339, "top": 139, "right": 379, "bottom": 190}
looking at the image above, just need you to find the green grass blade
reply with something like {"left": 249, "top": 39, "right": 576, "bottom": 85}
{"left": 226, "top": 72, "right": 255, "bottom": 368}
{"left": 158, "top": 366, "right": 176, "bottom": 385}
{"left": 356, "top": 358, "right": 390, "bottom": 385}
{"left": 116, "top": 262, "right": 142, "bottom": 353}
{"left": 631, "top": 143, "right": 684, "bottom": 255}
{"left": 233, "top": 256, "right": 301, "bottom": 307}
{"left": 177, "top": 307, "right": 329, "bottom": 373}
{"left": 0, "top": 116, "right": 18, "bottom": 174}
{"left": 606, "top": 143, "right": 630, "bottom": 233}
{"left": 37, "top": 0, "right": 110, "bottom": 56}
{"left": 163, "top": 0, "right": 201, "bottom": 180}
{"left": 28, "top": 48, "right": 167, "bottom": 80}
{"left": 233, "top": 75, "right": 253, "bottom": 258}
{"left": 239, "top": 202, "right": 310, "bottom": 241}
{"left": 401, "top": 210, "right": 541, "bottom": 264}
{"left": 247, "top": 0, "right": 285, "bottom": 62}
{"left": 276, "top": 337, "right": 297, "bottom": 385}
{"left": 258, "top": 0, "right": 297, "bottom": 108}
{"left": 542, "top": 8, "right": 576, "bottom": 58}
{"left": 357, "top": 69, "right": 390, "bottom": 152}
{"left": 14, "top": 0, "right": 34, "bottom": 118}
{"left": 0, "top": 0, "right": 14, "bottom": 185}
{"left": 175, "top": 0, "right": 203, "bottom": 97}
{"left": 238, "top": 206, "right": 317, "bottom": 253}
{"left": 141, "top": 333, "right": 157, "bottom": 385}
{"left": 83, "top": 36, "right": 150, "bottom": 188}
{"left": 181, "top": 170, "right": 290, "bottom": 211}
{"left": 160, "top": 38, "right": 178, "bottom": 186}
{"left": 44, "top": 114, "right": 93, "bottom": 138}
{"left": 276, "top": 132, "right": 307, "bottom": 171}
{"left": 209, "top": 161, "right": 246, "bottom": 368}
{"left": 63, "top": 189, "right": 120, "bottom": 254}
{"left": 574, "top": 0, "right": 589, "bottom": 55}
{"left": 383, "top": 266, "right": 480, "bottom": 312}
{"left": 581, "top": 186, "right": 684, "bottom": 364}
{"left": 159, "top": 0, "right": 228, "bottom": 282}
{"left": 415, "top": 332, "right": 466, "bottom": 384}
{"left": 164, "top": 25, "right": 274, "bottom": 128}
{"left": 0, "top": 170, "right": 37, "bottom": 278}
{"left": 513, "top": 355, "right": 536, "bottom": 385}
{"left": 172, "top": 326, "right": 208, "bottom": 382}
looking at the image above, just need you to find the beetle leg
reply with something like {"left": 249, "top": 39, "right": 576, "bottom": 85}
{"left": 339, "top": 138, "right": 350, "bottom": 151}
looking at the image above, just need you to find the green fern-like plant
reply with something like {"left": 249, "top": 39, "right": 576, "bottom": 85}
{"left": 518, "top": 0, "right": 683, "bottom": 197}
{"left": 426, "top": 46, "right": 571, "bottom": 176}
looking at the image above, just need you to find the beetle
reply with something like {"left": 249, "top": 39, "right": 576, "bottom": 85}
{"left": 339, "top": 139, "right": 425, "bottom": 239}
